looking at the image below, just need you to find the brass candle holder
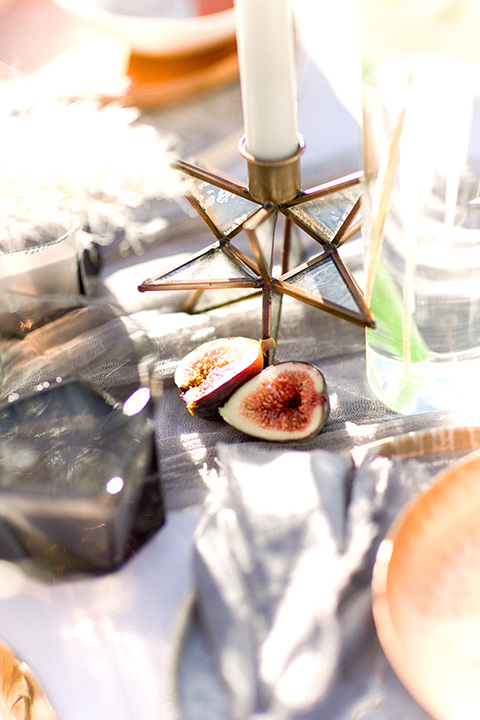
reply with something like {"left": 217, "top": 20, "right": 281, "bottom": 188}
{"left": 139, "top": 134, "right": 374, "bottom": 365}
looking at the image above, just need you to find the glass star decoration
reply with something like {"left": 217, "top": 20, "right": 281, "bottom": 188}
{"left": 138, "top": 158, "right": 374, "bottom": 364}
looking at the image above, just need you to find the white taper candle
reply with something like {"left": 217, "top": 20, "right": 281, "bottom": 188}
{"left": 234, "top": 0, "right": 299, "bottom": 162}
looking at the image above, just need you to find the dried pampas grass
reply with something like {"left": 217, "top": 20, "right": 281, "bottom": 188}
{"left": 0, "top": 84, "right": 182, "bottom": 256}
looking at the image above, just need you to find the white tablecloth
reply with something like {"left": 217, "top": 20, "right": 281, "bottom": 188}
{"left": 0, "top": 4, "right": 450, "bottom": 718}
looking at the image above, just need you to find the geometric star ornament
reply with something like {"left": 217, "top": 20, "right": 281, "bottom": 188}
{"left": 139, "top": 145, "right": 374, "bottom": 364}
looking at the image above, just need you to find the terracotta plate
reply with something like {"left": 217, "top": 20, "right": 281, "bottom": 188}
{"left": 372, "top": 445, "right": 480, "bottom": 720}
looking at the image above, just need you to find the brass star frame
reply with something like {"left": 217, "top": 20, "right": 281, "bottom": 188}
{"left": 139, "top": 148, "right": 374, "bottom": 365}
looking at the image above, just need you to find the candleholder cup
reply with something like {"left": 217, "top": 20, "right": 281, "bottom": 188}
{"left": 238, "top": 134, "right": 305, "bottom": 205}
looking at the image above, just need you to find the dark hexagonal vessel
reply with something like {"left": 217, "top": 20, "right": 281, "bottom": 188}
{"left": 0, "top": 378, "right": 164, "bottom": 580}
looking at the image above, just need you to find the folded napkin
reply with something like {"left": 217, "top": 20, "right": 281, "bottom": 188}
{"left": 192, "top": 443, "right": 441, "bottom": 720}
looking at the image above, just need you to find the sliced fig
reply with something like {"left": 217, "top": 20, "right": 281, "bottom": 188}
{"left": 174, "top": 336, "right": 265, "bottom": 419}
{"left": 219, "top": 361, "right": 329, "bottom": 441}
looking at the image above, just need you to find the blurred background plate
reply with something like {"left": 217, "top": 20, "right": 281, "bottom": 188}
{"left": 51, "top": 0, "right": 235, "bottom": 57}
{"left": 165, "top": 589, "right": 229, "bottom": 720}
{"left": 372, "top": 445, "right": 480, "bottom": 720}
{"left": 0, "top": 0, "right": 238, "bottom": 109}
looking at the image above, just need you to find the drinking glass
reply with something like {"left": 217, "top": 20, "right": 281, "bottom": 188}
{"left": 360, "top": 3, "right": 480, "bottom": 414}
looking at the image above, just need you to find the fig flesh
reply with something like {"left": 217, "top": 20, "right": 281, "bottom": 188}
{"left": 219, "top": 361, "right": 329, "bottom": 441}
{"left": 174, "top": 336, "right": 265, "bottom": 419}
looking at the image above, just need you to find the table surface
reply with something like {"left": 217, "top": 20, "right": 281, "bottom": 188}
{"left": 0, "top": 3, "right": 454, "bottom": 719}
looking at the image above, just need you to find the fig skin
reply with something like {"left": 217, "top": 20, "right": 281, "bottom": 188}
{"left": 174, "top": 337, "right": 265, "bottom": 420}
{"left": 218, "top": 361, "right": 329, "bottom": 441}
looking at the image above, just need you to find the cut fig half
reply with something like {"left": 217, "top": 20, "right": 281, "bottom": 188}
{"left": 219, "top": 361, "right": 330, "bottom": 442}
{"left": 174, "top": 336, "right": 265, "bottom": 419}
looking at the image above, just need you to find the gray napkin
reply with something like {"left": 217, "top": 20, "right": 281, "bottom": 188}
{"left": 192, "top": 443, "right": 443, "bottom": 720}
{"left": 193, "top": 445, "right": 369, "bottom": 720}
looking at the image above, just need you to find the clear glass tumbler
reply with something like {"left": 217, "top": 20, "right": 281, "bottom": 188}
{"left": 362, "top": 41, "right": 480, "bottom": 414}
